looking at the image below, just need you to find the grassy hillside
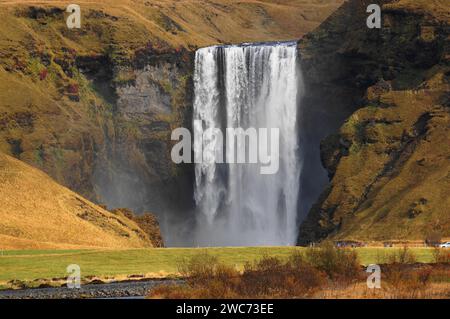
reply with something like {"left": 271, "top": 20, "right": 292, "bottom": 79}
{"left": 0, "top": 152, "right": 156, "bottom": 249}
{"left": 0, "top": 0, "right": 343, "bottom": 50}
{"left": 298, "top": 0, "right": 450, "bottom": 243}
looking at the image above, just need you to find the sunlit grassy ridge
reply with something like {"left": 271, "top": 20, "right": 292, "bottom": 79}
{"left": 0, "top": 153, "right": 154, "bottom": 250}
{"left": 0, "top": 0, "right": 343, "bottom": 55}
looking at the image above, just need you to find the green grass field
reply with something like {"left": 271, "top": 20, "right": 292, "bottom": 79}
{"left": 0, "top": 247, "right": 437, "bottom": 289}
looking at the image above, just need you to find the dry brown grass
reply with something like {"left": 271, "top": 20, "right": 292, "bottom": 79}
{"left": 316, "top": 282, "right": 450, "bottom": 299}
{"left": 384, "top": 0, "right": 450, "bottom": 21}
{"left": 148, "top": 244, "right": 449, "bottom": 299}
{"left": 0, "top": 0, "right": 344, "bottom": 49}
{"left": 0, "top": 152, "right": 153, "bottom": 249}
{"left": 150, "top": 252, "right": 329, "bottom": 299}
{"left": 148, "top": 243, "right": 363, "bottom": 299}
{"left": 303, "top": 241, "right": 361, "bottom": 282}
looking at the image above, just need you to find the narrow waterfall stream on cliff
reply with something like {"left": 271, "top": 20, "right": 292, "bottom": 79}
{"left": 193, "top": 42, "right": 302, "bottom": 246}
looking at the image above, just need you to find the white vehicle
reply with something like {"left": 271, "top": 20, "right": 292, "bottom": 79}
{"left": 439, "top": 242, "right": 450, "bottom": 248}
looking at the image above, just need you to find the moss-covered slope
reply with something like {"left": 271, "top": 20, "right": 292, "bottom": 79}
{"left": 298, "top": 0, "right": 450, "bottom": 243}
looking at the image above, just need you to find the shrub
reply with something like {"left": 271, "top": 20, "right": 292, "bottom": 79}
{"left": 177, "top": 251, "right": 222, "bottom": 283}
{"left": 149, "top": 252, "right": 328, "bottom": 299}
{"left": 148, "top": 249, "right": 444, "bottom": 299}
{"left": 387, "top": 246, "right": 417, "bottom": 264}
{"left": 384, "top": 266, "right": 432, "bottom": 298}
{"left": 239, "top": 254, "right": 327, "bottom": 297}
{"left": 304, "top": 241, "right": 361, "bottom": 282}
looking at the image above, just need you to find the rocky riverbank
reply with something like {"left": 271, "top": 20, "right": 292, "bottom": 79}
{"left": 0, "top": 279, "right": 179, "bottom": 299}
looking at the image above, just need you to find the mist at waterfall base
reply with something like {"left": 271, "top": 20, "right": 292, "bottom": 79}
{"left": 192, "top": 41, "right": 303, "bottom": 246}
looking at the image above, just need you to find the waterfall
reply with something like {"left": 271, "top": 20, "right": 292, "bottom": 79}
{"left": 193, "top": 41, "right": 301, "bottom": 246}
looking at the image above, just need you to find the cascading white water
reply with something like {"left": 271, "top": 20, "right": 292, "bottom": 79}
{"left": 193, "top": 42, "right": 301, "bottom": 246}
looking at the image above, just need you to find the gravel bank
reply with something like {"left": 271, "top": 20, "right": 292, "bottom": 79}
{"left": 0, "top": 280, "right": 179, "bottom": 299}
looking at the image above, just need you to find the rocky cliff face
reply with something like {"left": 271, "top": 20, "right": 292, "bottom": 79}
{"left": 89, "top": 48, "right": 196, "bottom": 235}
{"left": 297, "top": 0, "right": 450, "bottom": 243}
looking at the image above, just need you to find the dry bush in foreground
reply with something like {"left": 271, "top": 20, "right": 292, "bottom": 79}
{"left": 150, "top": 253, "right": 329, "bottom": 298}
{"left": 148, "top": 246, "right": 449, "bottom": 299}
{"left": 149, "top": 245, "right": 361, "bottom": 299}
{"left": 387, "top": 246, "right": 417, "bottom": 264}
{"left": 316, "top": 281, "right": 450, "bottom": 299}
{"left": 238, "top": 254, "right": 327, "bottom": 297}
{"left": 384, "top": 265, "right": 433, "bottom": 298}
{"left": 303, "top": 241, "right": 361, "bottom": 282}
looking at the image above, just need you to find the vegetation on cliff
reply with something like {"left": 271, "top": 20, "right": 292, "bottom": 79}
{"left": 298, "top": 0, "right": 450, "bottom": 243}
{"left": 111, "top": 208, "right": 164, "bottom": 247}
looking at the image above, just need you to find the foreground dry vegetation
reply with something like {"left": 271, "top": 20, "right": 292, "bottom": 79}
{"left": 149, "top": 243, "right": 450, "bottom": 299}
